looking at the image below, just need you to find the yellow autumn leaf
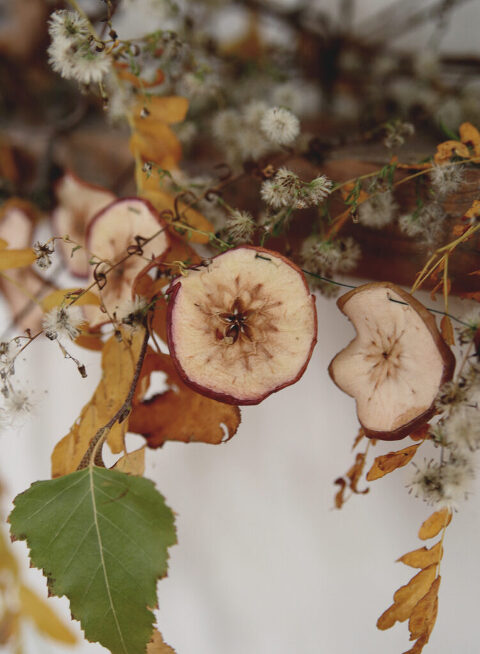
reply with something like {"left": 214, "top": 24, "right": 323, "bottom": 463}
{"left": 397, "top": 541, "right": 443, "bottom": 569}
{"left": 408, "top": 576, "right": 440, "bottom": 642}
{"left": 130, "top": 96, "right": 189, "bottom": 170}
{"left": 19, "top": 585, "right": 77, "bottom": 645}
{"left": 40, "top": 288, "right": 100, "bottom": 312}
{"left": 433, "top": 140, "right": 470, "bottom": 164}
{"left": 418, "top": 508, "right": 451, "bottom": 540}
{"left": 113, "top": 446, "right": 146, "bottom": 476}
{"left": 366, "top": 444, "right": 420, "bottom": 481}
{"left": 51, "top": 328, "right": 145, "bottom": 476}
{"left": 377, "top": 565, "right": 437, "bottom": 630}
{"left": 440, "top": 315, "right": 455, "bottom": 346}
{"left": 0, "top": 248, "right": 36, "bottom": 270}
{"left": 465, "top": 199, "right": 480, "bottom": 219}
{"left": 459, "top": 122, "right": 480, "bottom": 156}
{"left": 147, "top": 629, "right": 176, "bottom": 653}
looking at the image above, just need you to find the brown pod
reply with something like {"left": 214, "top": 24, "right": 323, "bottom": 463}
{"left": 167, "top": 246, "right": 318, "bottom": 405}
{"left": 328, "top": 282, "right": 455, "bottom": 440}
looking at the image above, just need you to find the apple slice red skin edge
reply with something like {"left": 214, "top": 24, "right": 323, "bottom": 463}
{"left": 166, "top": 245, "right": 318, "bottom": 406}
{"left": 84, "top": 196, "right": 171, "bottom": 329}
{"left": 51, "top": 170, "right": 116, "bottom": 279}
{"left": 328, "top": 281, "right": 456, "bottom": 441}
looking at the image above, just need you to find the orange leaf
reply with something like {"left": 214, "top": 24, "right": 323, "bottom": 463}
{"left": 130, "top": 129, "right": 182, "bottom": 171}
{"left": 440, "top": 315, "right": 455, "bottom": 346}
{"left": 418, "top": 508, "right": 451, "bottom": 540}
{"left": 366, "top": 443, "right": 420, "bottom": 481}
{"left": 465, "top": 199, "right": 480, "bottom": 220}
{"left": 133, "top": 96, "right": 189, "bottom": 125}
{"left": 433, "top": 140, "right": 470, "bottom": 164}
{"left": 405, "top": 577, "right": 440, "bottom": 653}
{"left": 459, "top": 122, "right": 480, "bottom": 156}
{"left": 129, "top": 348, "right": 241, "bottom": 447}
{"left": 334, "top": 477, "right": 347, "bottom": 509}
{"left": 51, "top": 328, "right": 145, "bottom": 476}
{"left": 377, "top": 565, "right": 437, "bottom": 630}
{"left": 345, "top": 452, "right": 369, "bottom": 494}
{"left": 115, "top": 63, "right": 165, "bottom": 89}
{"left": 397, "top": 542, "right": 443, "bottom": 569}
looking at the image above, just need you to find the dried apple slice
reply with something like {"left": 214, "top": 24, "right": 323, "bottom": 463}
{"left": 52, "top": 171, "right": 115, "bottom": 278}
{"left": 329, "top": 282, "right": 455, "bottom": 440}
{"left": 167, "top": 246, "right": 317, "bottom": 405}
{"left": 85, "top": 198, "right": 169, "bottom": 327}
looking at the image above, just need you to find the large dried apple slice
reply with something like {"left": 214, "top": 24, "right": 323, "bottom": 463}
{"left": 85, "top": 198, "right": 169, "bottom": 327}
{"left": 329, "top": 282, "right": 455, "bottom": 440}
{"left": 52, "top": 171, "right": 115, "bottom": 278}
{"left": 167, "top": 246, "right": 317, "bottom": 405}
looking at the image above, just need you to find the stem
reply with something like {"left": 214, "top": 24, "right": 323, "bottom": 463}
{"left": 77, "top": 327, "right": 150, "bottom": 470}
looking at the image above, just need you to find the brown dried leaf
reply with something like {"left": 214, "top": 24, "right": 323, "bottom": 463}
{"left": 408, "top": 576, "right": 440, "bottom": 642}
{"left": 352, "top": 428, "right": 365, "bottom": 450}
{"left": 367, "top": 444, "right": 420, "bottom": 481}
{"left": 459, "top": 122, "right": 480, "bottom": 156}
{"left": 129, "top": 349, "right": 241, "bottom": 447}
{"left": 346, "top": 452, "right": 369, "bottom": 494}
{"left": 397, "top": 541, "right": 443, "bottom": 569}
{"left": 334, "top": 477, "right": 347, "bottom": 509}
{"left": 418, "top": 508, "right": 452, "bottom": 540}
{"left": 410, "top": 423, "right": 431, "bottom": 441}
{"left": 51, "top": 329, "right": 145, "bottom": 476}
{"left": 433, "top": 140, "right": 470, "bottom": 164}
{"left": 113, "top": 447, "right": 146, "bottom": 476}
{"left": 377, "top": 565, "right": 437, "bottom": 630}
{"left": 147, "top": 629, "right": 176, "bottom": 653}
{"left": 440, "top": 315, "right": 455, "bottom": 346}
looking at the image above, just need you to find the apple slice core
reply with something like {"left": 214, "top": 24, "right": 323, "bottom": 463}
{"left": 167, "top": 246, "right": 317, "bottom": 405}
{"left": 329, "top": 282, "right": 455, "bottom": 440}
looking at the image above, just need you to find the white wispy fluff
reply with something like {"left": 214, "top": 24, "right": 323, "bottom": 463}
{"left": 224, "top": 210, "right": 255, "bottom": 244}
{"left": 43, "top": 305, "right": 84, "bottom": 341}
{"left": 115, "top": 296, "right": 148, "bottom": 327}
{"left": 47, "top": 10, "right": 111, "bottom": 85}
{"left": 261, "top": 168, "right": 332, "bottom": 210}
{"left": 358, "top": 191, "right": 397, "bottom": 229}
{"left": 408, "top": 457, "right": 474, "bottom": 509}
{"left": 429, "top": 163, "right": 464, "bottom": 196}
{"left": 260, "top": 107, "right": 300, "bottom": 146}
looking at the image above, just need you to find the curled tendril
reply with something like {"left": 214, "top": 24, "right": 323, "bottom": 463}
{"left": 93, "top": 263, "right": 108, "bottom": 290}
{"left": 173, "top": 190, "right": 199, "bottom": 221}
{"left": 213, "top": 162, "right": 233, "bottom": 182}
{"left": 126, "top": 235, "right": 148, "bottom": 256}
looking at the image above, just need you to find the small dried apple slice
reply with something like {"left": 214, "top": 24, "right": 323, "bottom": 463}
{"left": 329, "top": 282, "right": 455, "bottom": 440}
{"left": 52, "top": 171, "right": 115, "bottom": 278}
{"left": 167, "top": 246, "right": 317, "bottom": 405}
{"left": 85, "top": 198, "right": 169, "bottom": 327}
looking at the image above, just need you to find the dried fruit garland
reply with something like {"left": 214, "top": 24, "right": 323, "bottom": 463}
{"left": 2, "top": 3, "right": 480, "bottom": 652}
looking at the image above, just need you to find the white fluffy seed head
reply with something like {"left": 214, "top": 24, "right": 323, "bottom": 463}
{"left": 358, "top": 191, "right": 397, "bottom": 229}
{"left": 224, "top": 210, "right": 256, "bottom": 244}
{"left": 47, "top": 10, "right": 111, "bottom": 84}
{"left": 429, "top": 163, "right": 464, "bottom": 196}
{"left": 408, "top": 456, "right": 474, "bottom": 509}
{"left": 42, "top": 305, "right": 84, "bottom": 341}
{"left": 260, "top": 107, "right": 300, "bottom": 145}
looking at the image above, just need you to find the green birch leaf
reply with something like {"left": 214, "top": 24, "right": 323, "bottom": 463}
{"left": 9, "top": 466, "right": 176, "bottom": 654}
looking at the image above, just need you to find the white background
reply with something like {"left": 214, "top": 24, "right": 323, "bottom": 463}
{"left": 1, "top": 289, "right": 479, "bottom": 654}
